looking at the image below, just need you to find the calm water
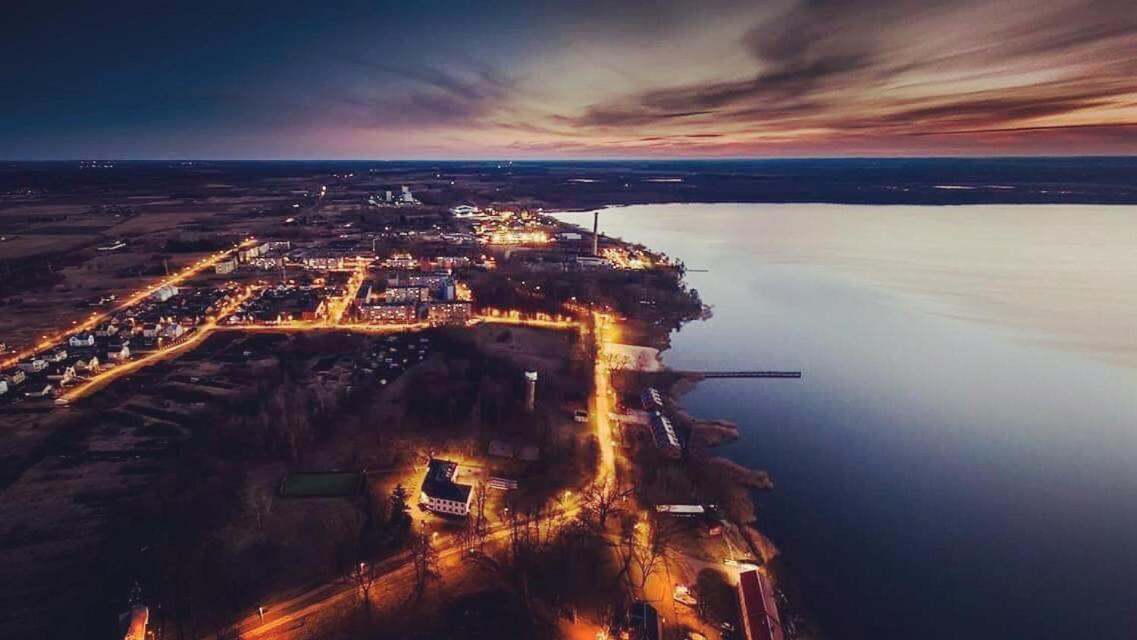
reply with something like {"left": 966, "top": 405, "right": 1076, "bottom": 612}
{"left": 558, "top": 204, "right": 1137, "bottom": 640}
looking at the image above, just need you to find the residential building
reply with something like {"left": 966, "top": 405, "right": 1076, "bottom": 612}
{"left": 18, "top": 359, "right": 48, "bottom": 374}
{"left": 214, "top": 258, "right": 237, "bottom": 275}
{"left": 640, "top": 387, "right": 665, "bottom": 412}
{"left": 419, "top": 459, "right": 473, "bottom": 516}
{"left": 69, "top": 333, "right": 96, "bottom": 348}
{"left": 47, "top": 364, "right": 77, "bottom": 385}
{"left": 150, "top": 284, "right": 179, "bottom": 302}
{"left": 649, "top": 412, "right": 682, "bottom": 458}
{"left": 426, "top": 301, "right": 472, "bottom": 325}
{"left": 385, "top": 286, "right": 431, "bottom": 303}
{"left": 359, "top": 303, "right": 418, "bottom": 325}
{"left": 25, "top": 383, "right": 53, "bottom": 398}
{"left": 3, "top": 369, "right": 27, "bottom": 386}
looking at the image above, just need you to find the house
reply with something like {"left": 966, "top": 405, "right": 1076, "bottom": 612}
{"left": 106, "top": 342, "right": 131, "bottom": 362}
{"left": 72, "top": 354, "right": 100, "bottom": 373}
{"left": 18, "top": 358, "right": 48, "bottom": 374}
{"left": 95, "top": 323, "right": 121, "bottom": 338}
{"left": 46, "top": 349, "right": 68, "bottom": 363}
{"left": 419, "top": 459, "right": 473, "bottom": 516}
{"left": 47, "top": 364, "right": 77, "bottom": 385}
{"left": 0, "top": 380, "right": 8, "bottom": 397}
{"left": 161, "top": 324, "right": 186, "bottom": 341}
{"left": 737, "top": 570, "right": 784, "bottom": 640}
{"left": 142, "top": 324, "right": 160, "bottom": 339}
{"left": 69, "top": 333, "right": 96, "bottom": 348}
{"left": 150, "top": 284, "right": 179, "bottom": 302}
{"left": 24, "top": 383, "right": 54, "bottom": 398}
{"left": 3, "top": 369, "right": 27, "bottom": 386}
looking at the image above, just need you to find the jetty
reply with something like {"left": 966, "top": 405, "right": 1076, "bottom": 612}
{"left": 690, "top": 370, "right": 802, "bottom": 379}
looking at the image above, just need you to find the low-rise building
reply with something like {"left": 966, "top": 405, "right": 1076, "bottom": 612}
{"left": 737, "top": 569, "right": 784, "bottom": 640}
{"left": 3, "top": 369, "right": 27, "bottom": 386}
{"left": 25, "top": 383, "right": 53, "bottom": 398}
{"left": 214, "top": 258, "right": 237, "bottom": 275}
{"left": 161, "top": 324, "right": 186, "bottom": 341}
{"left": 69, "top": 333, "right": 96, "bottom": 348}
{"left": 640, "top": 387, "right": 665, "bottom": 412}
{"left": 419, "top": 459, "right": 473, "bottom": 516}
{"left": 18, "top": 359, "right": 48, "bottom": 374}
{"left": 47, "top": 364, "right": 77, "bottom": 385}
{"left": 649, "top": 412, "right": 682, "bottom": 458}
{"left": 151, "top": 284, "right": 179, "bottom": 302}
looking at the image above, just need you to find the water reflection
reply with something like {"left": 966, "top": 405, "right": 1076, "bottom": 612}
{"left": 557, "top": 204, "right": 1137, "bottom": 640}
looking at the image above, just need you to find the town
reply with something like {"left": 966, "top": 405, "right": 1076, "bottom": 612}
{"left": 0, "top": 166, "right": 785, "bottom": 640}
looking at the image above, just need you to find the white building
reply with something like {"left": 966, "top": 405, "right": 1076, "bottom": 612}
{"left": 151, "top": 284, "right": 179, "bottom": 302}
{"left": 69, "top": 333, "right": 96, "bottom": 348}
{"left": 214, "top": 258, "right": 237, "bottom": 275}
{"left": 419, "top": 459, "right": 473, "bottom": 516}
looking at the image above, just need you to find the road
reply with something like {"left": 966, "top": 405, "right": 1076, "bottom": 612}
{"left": 60, "top": 284, "right": 261, "bottom": 401}
{"left": 0, "top": 239, "right": 256, "bottom": 370}
{"left": 592, "top": 311, "right": 617, "bottom": 481}
{"left": 218, "top": 314, "right": 610, "bottom": 639}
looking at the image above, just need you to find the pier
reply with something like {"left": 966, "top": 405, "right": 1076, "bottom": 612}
{"left": 691, "top": 370, "right": 802, "bottom": 379}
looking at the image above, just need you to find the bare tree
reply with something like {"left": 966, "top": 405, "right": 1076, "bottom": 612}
{"left": 349, "top": 560, "right": 380, "bottom": 620}
{"left": 473, "top": 482, "right": 490, "bottom": 549}
{"left": 410, "top": 530, "right": 439, "bottom": 597}
{"left": 580, "top": 479, "right": 631, "bottom": 531}
{"left": 243, "top": 482, "right": 274, "bottom": 533}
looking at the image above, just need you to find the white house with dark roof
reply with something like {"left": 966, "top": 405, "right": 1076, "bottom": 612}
{"left": 69, "top": 333, "right": 96, "bottom": 348}
{"left": 419, "top": 459, "right": 473, "bottom": 516}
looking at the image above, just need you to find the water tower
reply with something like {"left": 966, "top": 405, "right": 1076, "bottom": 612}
{"left": 524, "top": 371, "right": 538, "bottom": 413}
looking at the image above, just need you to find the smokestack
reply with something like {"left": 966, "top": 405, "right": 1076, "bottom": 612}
{"left": 592, "top": 211, "right": 599, "bottom": 256}
{"left": 524, "top": 371, "right": 538, "bottom": 413}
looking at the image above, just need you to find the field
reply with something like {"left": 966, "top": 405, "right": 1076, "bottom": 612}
{"left": 279, "top": 472, "right": 363, "bottom": 497}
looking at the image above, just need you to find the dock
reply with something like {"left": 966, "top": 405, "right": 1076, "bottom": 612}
{"left": 691, "top": 371, "right": 802, "bottom": 379}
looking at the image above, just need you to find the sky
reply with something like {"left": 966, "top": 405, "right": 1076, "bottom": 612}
{"left": 1, "top": 0, "right": 1135, "bottom": 159}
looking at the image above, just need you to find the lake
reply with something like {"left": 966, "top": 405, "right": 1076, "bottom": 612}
{"left": 557, "top": 204, "right": 1137, "bottom": 640}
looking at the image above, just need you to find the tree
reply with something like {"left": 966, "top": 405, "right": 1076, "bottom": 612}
{"left": 349, "top": 560, "right": 380, "bottom": 620}
{"left": 409, "top": 530, "right": 440, "bottom": 597}
{"left": 243, "top": 482, "right": 273, "bottom": 533}
{"left": 580, "top": 479, "right": 630, "bottom": 531}
{"left": 473, "top": 482, "right": 490, "bottom": 549}
{"left": 388, "top": 483, "right": 411, "bottom": 536}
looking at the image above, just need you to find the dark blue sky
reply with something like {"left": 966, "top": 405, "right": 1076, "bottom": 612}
{"left": 3, "top": 0, "right": 1135, "bottom": 159}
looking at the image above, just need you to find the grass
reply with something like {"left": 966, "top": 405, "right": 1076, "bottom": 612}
{"left": 279, "top": 471, "right": 363, "bottom": 498}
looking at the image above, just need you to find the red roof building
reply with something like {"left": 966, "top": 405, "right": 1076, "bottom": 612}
{"left": 737, "top": 569, "right": 784, "bottom": 640}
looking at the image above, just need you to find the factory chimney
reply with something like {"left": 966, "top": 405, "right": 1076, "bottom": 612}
{"left": 524, "top": 371, "right": 538, "bottom": 413}
{"left": 592, "top": 211, "right": 599, "bottom": 256}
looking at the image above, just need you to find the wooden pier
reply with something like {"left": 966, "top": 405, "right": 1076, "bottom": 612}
{"left": 692, "top": 370, "right": 802, "bottom": 379}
